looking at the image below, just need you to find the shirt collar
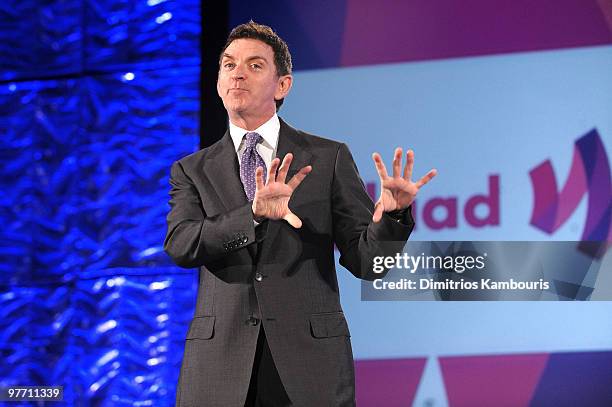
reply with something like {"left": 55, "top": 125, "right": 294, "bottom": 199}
{"left": 229, "top": 114, "right": 280, "bottom": 152}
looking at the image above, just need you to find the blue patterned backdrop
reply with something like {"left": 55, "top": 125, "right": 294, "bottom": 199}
{"left": 0, "top": 0, "right": 200, "bottom": 405}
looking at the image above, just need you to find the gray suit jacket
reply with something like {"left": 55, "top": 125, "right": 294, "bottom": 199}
{"left": 164, "top": 119, "right": 414, "bottom": 406}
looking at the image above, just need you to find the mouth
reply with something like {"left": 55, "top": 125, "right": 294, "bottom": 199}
{"left": 229, "top": 88, "right": 247, "bottom": 93}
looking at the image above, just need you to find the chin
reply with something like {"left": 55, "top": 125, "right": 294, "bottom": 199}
{"left": 230, "top": 103, "right": 247, "bottom": 112}
{"left": 223, "top": 100, "right": 246, "bottom": 112}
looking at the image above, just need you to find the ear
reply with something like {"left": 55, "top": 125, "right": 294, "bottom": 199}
{"left": 274, "top": 75, "right": 293, "bottom": 101}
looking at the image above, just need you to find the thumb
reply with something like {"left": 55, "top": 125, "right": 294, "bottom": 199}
{"left": 283, "top": 211, "right": 303, "bottom": 229}
{"left": 372, "top": 200, "right": 384, "bottom": 223}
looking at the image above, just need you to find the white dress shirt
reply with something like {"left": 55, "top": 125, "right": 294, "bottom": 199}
{"left": 229, "top": 114, "right": 280, "bottom": 171}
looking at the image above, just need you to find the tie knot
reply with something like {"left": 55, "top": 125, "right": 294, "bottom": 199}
{"left": 244, "top": 132, "right": 263, "bottom": 149}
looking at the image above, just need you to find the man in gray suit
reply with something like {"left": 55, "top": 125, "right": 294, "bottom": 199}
{"left": 164, "top": 21, "right": 437, "bottom": 406}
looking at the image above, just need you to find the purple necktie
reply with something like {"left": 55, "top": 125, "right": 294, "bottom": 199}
{"left": 240, "top": 132, "right": 267, "bottom": 201}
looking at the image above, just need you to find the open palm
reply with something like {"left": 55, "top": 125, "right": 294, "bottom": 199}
{"left": 372, "top": 148, "right": 437, "bottom": 222}
{"left": 252, "top": 153, "right": 312, "bottom": 228}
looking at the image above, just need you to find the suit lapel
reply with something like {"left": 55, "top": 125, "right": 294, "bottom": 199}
{"left": 202, "top": 130, "right": 249, "bottom": 212}
{"left": 275, "top": 118, "right": 312, "bottom": 179}
{"left": 260, "top": 118, "right": 313, "bottom": 260}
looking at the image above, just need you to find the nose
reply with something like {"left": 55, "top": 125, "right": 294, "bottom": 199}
{"left": 231, "top": 65, "right": 245, "bottom": 81}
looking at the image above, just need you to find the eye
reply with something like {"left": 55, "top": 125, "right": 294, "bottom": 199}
{"left": 223, "top": 62, "right": 235, "bottom": 69}
{"left": 251, "top": 63, "right": 262, "bottom": 70}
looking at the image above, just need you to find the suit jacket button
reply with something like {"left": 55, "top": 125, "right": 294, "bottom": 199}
{"left": 255, "top": 272, "right": 263, "bottom": 282}
{"left": 247, "top": 317, "right": 259, "bottom": 326}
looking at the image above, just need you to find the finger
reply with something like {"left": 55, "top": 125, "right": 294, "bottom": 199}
{"left": 287, "top": 165, "right": 312, "bottom": 190}
{"left": 403, "top": 149, "right": 414, "bottom": 180}
{"left": 372, "top": 201, "right": 384, "bottom": 223}
{"left": 415, "top": 168, "right": 438, "bottom": 188}
{"left": 267, "top": 157, "right": 281, "bottom": 184}
{"left": 276, "top": 153, "right": 293, "bottom": 184}
{"left": 372, "top": 153, "right": 389, "bottom": 179}
{"left": 283, "top": 211, "right": 303, "bottom": 229}
{"left": 392, "top": 147, "right": 402, "bottom": 178}
{"left": 255, "top": 166, "right": 265, "bottom": 191}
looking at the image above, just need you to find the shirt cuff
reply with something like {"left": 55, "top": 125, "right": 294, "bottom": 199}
{"left": 385, "top": 206, "right": 413, "bottom": 225}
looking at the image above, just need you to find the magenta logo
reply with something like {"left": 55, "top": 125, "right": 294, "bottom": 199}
{"left": 529, "top": 128, "right": 611, "bottom": 245}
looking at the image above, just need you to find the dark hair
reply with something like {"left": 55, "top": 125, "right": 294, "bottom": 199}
{"left": 220, "top": 21, "right": 292, "bottom": 110}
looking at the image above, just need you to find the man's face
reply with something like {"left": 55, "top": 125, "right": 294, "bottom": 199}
{"left": 217, "top": 38, "right": 290, "bottom": 120}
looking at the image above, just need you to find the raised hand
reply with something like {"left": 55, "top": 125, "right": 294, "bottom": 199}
{"left": 371, "top": 147, "right": 437, "bottom": 222}
{"left": 252, "top": 153, "right": 312, "bottom": 228}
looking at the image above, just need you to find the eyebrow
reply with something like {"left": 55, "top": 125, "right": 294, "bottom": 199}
{"left": 221, "top": 53, "right": 268, "bottom": 63}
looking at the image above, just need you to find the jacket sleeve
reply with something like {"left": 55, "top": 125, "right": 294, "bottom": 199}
{"left": 163, "top": 160, "right": 256, "bottom": 268}
{"left": 331, "top": 143, "right": 414, "bottom": 281}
